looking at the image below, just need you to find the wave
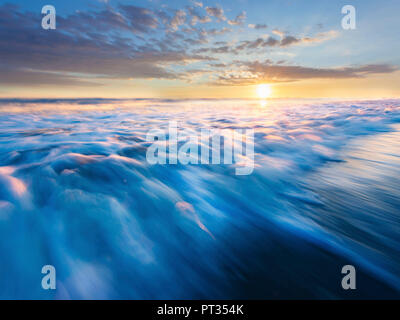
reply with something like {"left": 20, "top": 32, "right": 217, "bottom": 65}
{"left": 0, "top": 99, "right": 399, "bottom": 299}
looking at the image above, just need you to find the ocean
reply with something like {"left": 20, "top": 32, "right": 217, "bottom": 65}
{"left": 0, "top": 98, "right": 399, "bottom": 299}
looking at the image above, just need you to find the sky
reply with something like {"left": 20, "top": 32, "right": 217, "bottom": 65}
{"left": 0, "top": 0, "right": 400, "bottom": 99}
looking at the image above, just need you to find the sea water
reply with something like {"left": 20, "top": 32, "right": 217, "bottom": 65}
{"left": 0, "top": 98, "right": 399, "bottom": 299}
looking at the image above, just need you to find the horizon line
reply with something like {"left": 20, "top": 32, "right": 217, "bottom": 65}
{"left": 1, "top": 97, "right": 400, "bottom": 105}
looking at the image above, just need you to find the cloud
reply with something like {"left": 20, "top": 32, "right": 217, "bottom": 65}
{"left": 186, "top": 6, "right": 211, "bottom": 26}
{"left": 248, "top": 24, "right": 268, "bottom": 30}
{"left": 193, "top": 1, "right": 203, "bottom": 7}
{"left": 54, "top": 5, "right": 160, "bottom": 35}
{"left": 236, "top": 37, "right": 279, "bottom": 51}
{"left": 280, "top": 35, "right": 300, "bottom": 47}
{"left": 200, "top": 27, "right": 231, "bottom": 36}
{"left": 194, "top": 29, "right": 339, "bottom": 56}
{"left": 272, "top": 29, "right": 285, "bottom": 38}
{"left": 205, "top": 6, "right": 226, "bottom": 21}
{"left": 0, "top": 3, "right": 395, "bottom": 91}
{"left": 235, "top": 30, "right": 339, "bottom": 51}
{"left": 279, "top": 30, "right": 339, "bottom": 47}
{"left": 0, "top": 4, "right": 212, "bottom": 86}
{"left": 116, "top": 5, "right": 159, "bottom": 33}
{"left": 212, "top": 61, "right": 399, "bottom": 85}
{"left": 0, "top": 66, "right": 101, "bottom": 87}
{"left": 169, "top": 10, "right": 187, "bottom": 31}
{"left": 196, "top": 45, "right": 231, "bottom": 54}
{"left": 209, "top": 63, "right": 227, "bottom": 68}
{"left": 228, "top": 11, "right": 246, "bottom": 26}
{"left": 301, "top": 30, "right": 339, "bottom": 44}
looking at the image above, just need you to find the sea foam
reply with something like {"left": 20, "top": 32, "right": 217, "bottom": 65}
{"left": 0, "top": 99, "right": 399, "bottom": 299}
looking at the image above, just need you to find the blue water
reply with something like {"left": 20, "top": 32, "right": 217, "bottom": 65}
{"left": 0, "top": 99, "right": 399, "bottom": 299}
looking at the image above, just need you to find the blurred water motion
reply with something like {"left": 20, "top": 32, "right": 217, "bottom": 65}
{"left": 0, "top": 99, "right": 399, "bottom": 299}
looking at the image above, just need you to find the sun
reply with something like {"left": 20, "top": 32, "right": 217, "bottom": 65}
{"left": 256, "top": 84, "right": 272, "bottom": 99}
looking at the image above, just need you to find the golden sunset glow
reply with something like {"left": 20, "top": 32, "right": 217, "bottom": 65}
{"left": 256, "top": 84, "right": 272, "bottom": 99}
